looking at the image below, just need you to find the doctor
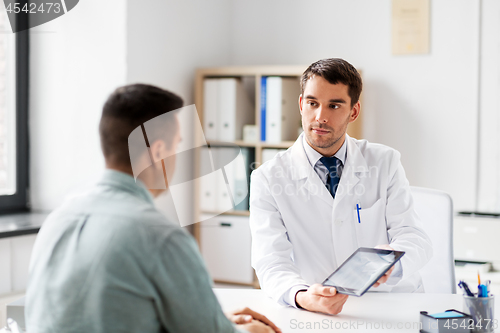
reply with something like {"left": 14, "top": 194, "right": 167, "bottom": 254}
{"left": 249, "top": 58, "right": 433, "bottom": 315}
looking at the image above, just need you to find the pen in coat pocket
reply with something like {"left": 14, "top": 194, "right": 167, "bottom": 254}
{"left": 356, "top": 200, "right": 361, "bottom": 223}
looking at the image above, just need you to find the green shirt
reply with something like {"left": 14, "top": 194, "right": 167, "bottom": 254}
{"left": 26, "top": 170, "right": 245, "bottom": 333}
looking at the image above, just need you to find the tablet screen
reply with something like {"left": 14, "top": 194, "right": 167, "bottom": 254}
{"left": 322, "top": 247, "right": 405, "bottom": 297}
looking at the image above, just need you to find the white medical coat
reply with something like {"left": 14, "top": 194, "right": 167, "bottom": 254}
{"left": 249, "top": 134, "right": 433, "bottom": 306}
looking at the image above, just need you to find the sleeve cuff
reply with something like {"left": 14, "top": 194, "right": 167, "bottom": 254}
{"left": 283, "top": 284, "right": 310, "bottom": 308}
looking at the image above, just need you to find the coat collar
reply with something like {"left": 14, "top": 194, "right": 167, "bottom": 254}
{"left": 290, "top": 133, "right": 369, "bottom": 179}
{"left": 289, "top": 133, "right": 370, "bottom": 206}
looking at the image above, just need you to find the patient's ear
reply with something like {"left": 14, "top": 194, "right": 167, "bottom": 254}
{"left": 149, "top": 139, "right": 167, "bottom": 162}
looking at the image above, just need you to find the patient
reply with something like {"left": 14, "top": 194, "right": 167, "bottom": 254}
{"left": 25, "top": 84, "right": 280, "bottom": 333}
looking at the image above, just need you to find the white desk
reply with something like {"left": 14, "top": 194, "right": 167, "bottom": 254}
{"left": 214, "top": 289, "right": 500, "bottom": 332}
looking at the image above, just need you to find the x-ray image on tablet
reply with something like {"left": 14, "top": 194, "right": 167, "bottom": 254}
{"left": 322, "top": 247, "right": 405, "bottom": 297}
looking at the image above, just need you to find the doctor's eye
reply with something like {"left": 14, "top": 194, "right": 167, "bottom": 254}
{"left": 329, "top": 104, "right": 339, "bottom": 109}
{"left": 307, "top": 101, "right": 317, "bottom": 107}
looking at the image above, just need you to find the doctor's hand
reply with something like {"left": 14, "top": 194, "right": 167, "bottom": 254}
{"left": 227, "top": 307, "right": 282, "bottom": 333}
{"left": 295, "top": 284, "right": 349, "bottom": 315}
{"left": 373, "top": 244, "right": 395, "bottom": 287}
{"left": 373, "top": 264, "right": 395, "bottom": 287}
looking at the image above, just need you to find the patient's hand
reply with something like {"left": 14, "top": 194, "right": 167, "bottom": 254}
{"left": 238, "top": 320, "right": 277, "bottom": 333}
{"left": 227, "top": 307, "right": 281, "bottom": 333}
{"left": 295, "top": 284, "right": 349, "bottom": 315}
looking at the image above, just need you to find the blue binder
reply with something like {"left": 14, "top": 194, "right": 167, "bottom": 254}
{"left": 260, "top": 76, "right": 267, "bottom": 141}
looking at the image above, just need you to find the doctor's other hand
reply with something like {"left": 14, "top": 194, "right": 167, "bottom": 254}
{"left": 372, "top": 264, "right": 394, "bottom": 287}
{"left": 227, "top": 307, "right": 282, "bottom": 333}
{"left": 373, "top": 244, "right": 395, "bottom": 287}
{"left": 295, "top": 284, "right": 349, "bottom": 315}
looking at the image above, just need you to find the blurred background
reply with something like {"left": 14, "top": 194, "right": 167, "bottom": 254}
{"left": 17, "top": 0, "right": 500, "bottom": 214}
{"left": 0, "top": 0, "right": 499, "bottom": 321}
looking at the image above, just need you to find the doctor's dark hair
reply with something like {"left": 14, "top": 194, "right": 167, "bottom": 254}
{"left": 301, "top": 58, "right": 362, "bottom": 107}
{"left": 99, "top": 83, "right": 183, "bottom": 168}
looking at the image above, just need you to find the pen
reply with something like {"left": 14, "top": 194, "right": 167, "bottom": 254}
{"left": 479, "top": 285, "right": 488, "bottom": 297}
{"left": 478, "top": 272, "right": 488, "bottom": 297}
{"left": 356, "top": 200, "right": 361, "bottom": 223}
{"left": 458, "top": 280, "right": 474, "bottom": 297}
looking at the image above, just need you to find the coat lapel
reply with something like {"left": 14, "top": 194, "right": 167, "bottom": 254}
{"left": 331, "top": 135, "right": 371, "bottom": 266}
{"left": 290, "top": 134, "right": 332, "bottom": 206}
{"left": 289, "top": 134, "right": 372, "bottom": 267}
{"left": 290, "top": 134, "right": 370, "bottom": 208}
{"left": 331, "top": 135, "right": 369, "bottom": 212}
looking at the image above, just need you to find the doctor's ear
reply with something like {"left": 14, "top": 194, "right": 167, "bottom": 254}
{"left": 349, "top": 101, "right": 361, "bottom": 123}
{"left": 298, "top": 94, "right": 303, "bottom": 114}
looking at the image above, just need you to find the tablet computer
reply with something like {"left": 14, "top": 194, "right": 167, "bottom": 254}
{"left": 322, "top": 247, "right": 405, "bottom": 297}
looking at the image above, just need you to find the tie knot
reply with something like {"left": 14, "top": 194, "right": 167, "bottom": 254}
{"left": 320, "top": 156, "right": 339, "bottom": 171}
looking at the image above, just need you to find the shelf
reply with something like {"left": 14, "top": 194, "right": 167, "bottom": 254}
{"left": 213, "top": 279, "right": 257, "bottom": 288}
{"left": 197, "top": 65, "right": 308, "bottom": 78}
{"left": 201, "top": 210, "right": 250, "bottom": 217}
{"left": 207, "top": 140, "right": 295, "bottom": 149}
{"left": 207, "top": 141, "right": 255, "bottom": 148}
{"left": 195, "top": 65, "right": 365, "bottom": 287}
{"left": 259, "top": 141, "right": 295, "bottom": 149}
{"left": 194, "top": 65, "right": 312, "bottom": 286}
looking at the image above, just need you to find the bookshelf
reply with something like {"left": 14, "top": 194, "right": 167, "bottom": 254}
{"left": 193, "top": 66, "right": 363, "bottom": 287}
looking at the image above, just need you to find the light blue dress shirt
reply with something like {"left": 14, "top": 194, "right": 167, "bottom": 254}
{"left": 302, "top": 134, "right": 347, "bottom": 184}
{"left": 26, "top": 170, "right": 246, "bottom": 333}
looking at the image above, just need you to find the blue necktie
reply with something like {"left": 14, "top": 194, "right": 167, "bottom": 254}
{"left": 320, "top": 156, "right": 340, "bottom": 198}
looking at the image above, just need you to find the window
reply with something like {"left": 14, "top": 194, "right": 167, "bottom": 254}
{"left": 0, "top": 9, "right": 29, "bottom": 212}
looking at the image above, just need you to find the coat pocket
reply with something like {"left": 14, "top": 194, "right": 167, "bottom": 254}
{"left": 354, "top": 199, "right": 389, "bottom": 247}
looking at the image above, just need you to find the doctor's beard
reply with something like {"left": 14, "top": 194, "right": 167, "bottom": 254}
{"left": 305, "top": 121, "right": 348, "bottom": 150}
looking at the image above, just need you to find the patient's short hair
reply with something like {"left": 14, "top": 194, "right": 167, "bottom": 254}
{"left": 99, "top": 84, "right": 184, "bottom": 168}
{"left": 301, "top": 58, "right": 362, "bottom": 107}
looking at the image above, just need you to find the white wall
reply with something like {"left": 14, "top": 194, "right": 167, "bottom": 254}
{"left": 229, "top": 0, "right": 480, "bottom": 212}
{"left": 29, "top": 0, "right": 232, "bottom": 216}
{"left": 30, "top": 0, "right": 127, "bottom": 210}
{"left": 126, "top": 0, "right": 232, "bottom": 224}
{"left": 29, "top": 0, "right": 493, "bottom": 214}
{"left": 477, "top": 0, "right": 500, "bottom": 213}
{"left": 127, "top": 0, "right": 232, "bottom": 104}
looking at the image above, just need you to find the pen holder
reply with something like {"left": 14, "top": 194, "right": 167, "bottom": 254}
{"left": 463, "top": 294, "right": 495, "bottom": 333}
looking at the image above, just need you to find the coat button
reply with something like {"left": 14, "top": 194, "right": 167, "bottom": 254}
{"left": 335, "top": 219, "right": 343, "bottom": 225}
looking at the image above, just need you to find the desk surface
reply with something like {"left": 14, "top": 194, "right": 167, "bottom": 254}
{"left": 214, "top": 289, "right": 499, "bottom": 333}
{"left": 0, "top": 211, "right": 47, "bottom": 239}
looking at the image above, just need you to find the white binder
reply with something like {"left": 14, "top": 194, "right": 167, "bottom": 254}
{"left": 203, "top": 79, "right": 219, "bottom": 141}
{"left": 265, "top": 77, "right": 301, "bottom": 143}
{"left": 199, "top": 147, "right": 217, "bottom": 212}
{"left": 227, "top": 148, "right": 249, "bottom": 211}
{"left": 233, "top": 148, "right": 250, "bottom": 210}
{"left": 212, "top": 147, "right": 235, "bottom": 212}
{"left": 199, "top": 146, "right": 251, "bottom": 214}
{"left": 216, "top": 78, "right": 254, "bottom": 142}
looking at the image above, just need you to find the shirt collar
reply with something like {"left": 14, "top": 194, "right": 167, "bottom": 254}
{"left": 98, "top": 169, "right": 155, "bottom": 205}
{"left": 302, "top": 133, "right": 347, "bottom": 167}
